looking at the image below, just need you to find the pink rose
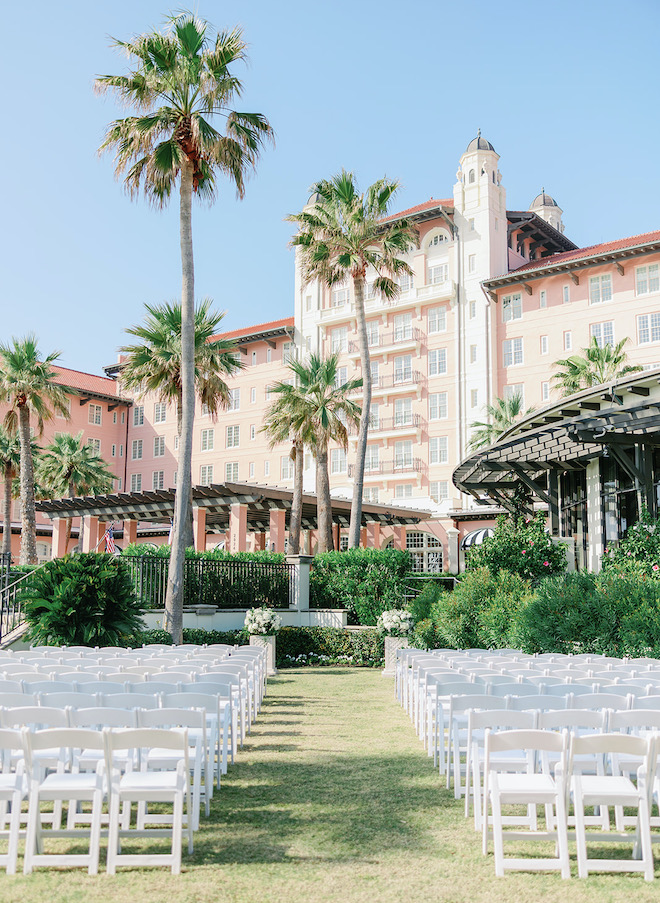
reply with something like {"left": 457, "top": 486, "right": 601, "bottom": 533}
{"left": 653, "top": 565, "right": 659, "bottom": 572}
{"left": 521, "top": 550, "right": 526, "bottom": 555}
{"left": 543, "top": 561, "right": 549, "bottom": 566}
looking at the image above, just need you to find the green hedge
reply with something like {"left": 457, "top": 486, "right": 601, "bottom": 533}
{"left": 309, "top": 548, "right": 411, "bottom": 625}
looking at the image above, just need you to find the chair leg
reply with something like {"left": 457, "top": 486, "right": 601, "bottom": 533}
{"left": 88, "top": 788, "right": 103, "bottom": 876}
{"left": 6, "top": 792, "right": 22, "bottom": 876}
{"left": 23, "top": 791, "right": 39, "bottom": 875}
{"left": 573, "top": 782, "right": 589, "bottom": 879}
{"left": 490, "top": 777, "right": 505, "bottom": 877}
{"left": 171, "top": 792, "right": 183, "bottom": 875}
{"left": 555, "top": 791, "right": 571, "bottom": 880}
{"left": 106, "top": 791, "right": 121, "bottom": 876}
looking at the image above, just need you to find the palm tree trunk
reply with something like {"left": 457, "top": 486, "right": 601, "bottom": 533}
{"left": 348, "top": 275, "right": 371, "bottom": 548}
{"left": 165, "top": 158, "right": 195, "bottom": 644}
{"left": 2, "top": 465, "right": 12, "bottom": 557}
{"left": 64, "top": 478, "right": 74, "bottom": 553}
{"left": 316, "top": 444, "right": 333, "bottom": 552}
{"left": 174, "top": 384, "right": 194, "bottom": 551}
{"left": 17, "top": 405, "right": 37, "bottom": 565}
{"left": 289, "top": 441, "right": 303, "bottom": 555}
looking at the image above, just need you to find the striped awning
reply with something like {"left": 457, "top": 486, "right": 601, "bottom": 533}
{"left": 461, "top": 528, "right": 494, "bottom": 550}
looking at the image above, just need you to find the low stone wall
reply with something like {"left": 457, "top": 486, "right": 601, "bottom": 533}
{"left": 141, "top": 607, "right": 348, "bottom": 632}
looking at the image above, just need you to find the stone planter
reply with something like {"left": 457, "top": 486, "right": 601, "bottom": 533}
{"left": 382, "top": 636, "right": 409, "bottom": 677}
{"left": 250, "top": 634, "right": 277, "bottom": 676}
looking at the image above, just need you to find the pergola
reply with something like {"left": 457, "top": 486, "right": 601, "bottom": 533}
{"left": 36, "top": 481, "right": 431, "bottom": 556}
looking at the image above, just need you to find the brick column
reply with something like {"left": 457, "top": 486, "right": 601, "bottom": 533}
{"left": 360, "top": 526, "right": 368, "bottom": 548}
{"left": 193, "top": 507, "right": 207, "bottom": 552}
{"left": 81, "top": 516, "right": 100, "bottom": 553}
{"left": 367, "top": 522, "right": 381, "bottom": 549}
{"left": 332, "top": 522, "right": 340, "bottom": 551}
{"left": 230, "top": 503, "right": 248, "bottom": 553}
{"left": 51, "top": 518, "right": 69, "bottom": 559}
{"left": 392, "top": 525, "right": 406, "bottom": 551}
{"left": 269, "top": 508, "right": 286, "bottom": 552}
{"left": 253, "top": 532, "right": 266, "bottom": 551}
{"left": 123, "top": 519, "right": 138, "bottom": 547}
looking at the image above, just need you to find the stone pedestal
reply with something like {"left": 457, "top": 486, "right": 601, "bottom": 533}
{"left": 250, "top": 634, "right": 277, "bottom": 676}
{"left": 382, "top": 636, "right": 409, "bottom": 677}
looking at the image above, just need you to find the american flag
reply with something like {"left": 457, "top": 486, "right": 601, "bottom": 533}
{"left": 104, "top": 523, "right": 116, "bottom": 555}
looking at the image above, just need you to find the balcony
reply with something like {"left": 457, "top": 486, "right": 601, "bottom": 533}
{"left": 348, "top": 457, "right": 427, "bottom": 479}
{"left": 348, "top": 414, "right": 425, "bottom": 439}
{"left": 348, "top": 327, "right": 422, "bottom": 357}
{"left": 320, "top": 281, "right": 455, "bottom": 324}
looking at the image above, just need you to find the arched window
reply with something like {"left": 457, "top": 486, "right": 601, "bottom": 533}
{"left": 468, "top": 169, "right": 476, "bottom": 184}
{"left": 406, "top": 531, "right": 443, "bottom": 573}
{"left": 427, "top": 232, "right": 449, "bottom": 249}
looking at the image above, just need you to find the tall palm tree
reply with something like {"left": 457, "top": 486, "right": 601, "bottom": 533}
{"left": 468, "top": 393, "right": 535, "bottom": 450}
{"left": 287, "top": 172, "right": 417, "bottom": 548}
{"left": 284, "top": 354, "right": 361, "bottom": 552}
{"left": 97, "top": 12, "right": 273, "bottom": 642}
{"left": 0, "top": 336, "right": 70, "bottom": 564}
{"left": 552, "top": 336, "right": 643, "bottom": 396}
{"left": 36, "top": 432, "right": 115, "bottom": 553}
{"left": 0, "top": 427, "right": 21, "bottom": 558}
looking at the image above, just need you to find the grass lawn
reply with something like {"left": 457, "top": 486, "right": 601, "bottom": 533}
{"left": 0, "top": 666, "right": 658, "bottom": 902}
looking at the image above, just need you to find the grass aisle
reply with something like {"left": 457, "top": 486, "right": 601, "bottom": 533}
{"left": 2, "top": 667, "right": 658, "bottom": 902}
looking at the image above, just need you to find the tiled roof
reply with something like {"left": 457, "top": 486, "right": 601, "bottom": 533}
{"left": 215, "top": 317, "right": 294, "bottom": 342}
{"left": 52, "top": 365, "right": 121, "bottom": 397}
{"left": 507, "top": 228, "right": 660, "bottom": 278}
{"left": 384, "top": 198, "right": 454, "bottom": 221}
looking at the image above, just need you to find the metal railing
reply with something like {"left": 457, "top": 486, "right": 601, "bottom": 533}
{"left": 348, "top": 327, "right": 422, "bottom": 354}
{"left": 0, "top": 558, "right": 38, "bottom": 642}
{"left": 123, "top": 555, "right": 294, "bottom": 610}
{"left": 348, "top": 457, "right": 427, "bottom": 477}
{"left": 349, "top": 414, "right": 423, "bottom": 436}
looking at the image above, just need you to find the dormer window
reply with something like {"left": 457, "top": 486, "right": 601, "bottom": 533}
{"left": 427, "top": 233, "right": 448, "bottom": 248}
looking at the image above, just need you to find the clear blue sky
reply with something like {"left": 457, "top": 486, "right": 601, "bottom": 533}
{"left": 3, "top": 0, "right": 659, "bottom": 374}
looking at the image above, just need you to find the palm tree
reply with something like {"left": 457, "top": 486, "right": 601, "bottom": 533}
{"left": 287, "top": 172, "right": 417, "bottom": 548}
{"left": 0, "top": 427, "right": 21, "bottom": 558}
{"left": 284, "top": 354, "right": 361, "bottom": 552}
{"left": 36, "top": 432, "right": 115, "bottom": 553}
{"left": 468, "top": 393, "right": 535, "bottom": 450}
{"left": 552, "top": 336, "right": 643, "bottom": 396}
{"left": 97, "top": 13, "right": 273, "bottom": 642}
{"left": 0, "top": 336, "right": 70, "bottom": 564}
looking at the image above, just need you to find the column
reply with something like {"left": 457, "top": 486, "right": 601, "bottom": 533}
{"left": 192, "top": 506, "right": 207, "bottom": 552}
{"left": 392, "top": 525, "right": 406, "bottom": 550}
{"left": 586, "top": 459, "right": 603, "bottom": 573}
{"left": 446, "top": 526, "right": 460, "bottom": 575}
{"left": 230, "top": 503, "right": 248, "bottom": 553}
{"left": 123, "top": 519, "right": 138, "bottom": 547}
{"left": 286, "top": 554, "right": 313, "bottom": 612}
{"left": 360, "top": 526, "right": 368, "bottom": 548}
{"left": 367, "top": 522, "right": 381, "bottom": 549}
{"left": 253, "top": 532, "right": 266, "bottom": 551}
{"left": 81, "top": 515, "right": 100, "bottom": 554}
{"left": 51, "top": 517, "right": 69, "bottom": 559}
{"left": 269, "top": 508, "right": 286, "bottom": 553}
{"left": 332, "top": 522, "right": 340, "bottom": 551}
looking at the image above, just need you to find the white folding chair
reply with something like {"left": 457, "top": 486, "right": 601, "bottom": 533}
{"left": 100, "top": 693, "right": 161, "bottom": 710}
{"left": 0, "top": 728, "right": 27, "bottom": 874}
{"left": 39, "top": 692, "right": 99, "bottom": 710}
{"left": 447, "top": 695, "right": 506, "bottom": 796}
{"left": 179, "top": 682, "right": 237, "bottom": 766}
{"left": 163, "top": 691, "right": 230, "bottom": 786}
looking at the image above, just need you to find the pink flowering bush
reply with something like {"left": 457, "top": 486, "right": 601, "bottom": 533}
{"left": 601, "top": 507, "right": 660, "bottom": 579}
{"left": 467, "top": 512, "right": 565, "bottom": 584}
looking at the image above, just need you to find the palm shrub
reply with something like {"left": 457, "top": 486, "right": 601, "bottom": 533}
{"left": 467, "top": 512, "right": 565, "bottom": 583}
{"left": 22, "top": 553, "right": 144, "bottom": 646}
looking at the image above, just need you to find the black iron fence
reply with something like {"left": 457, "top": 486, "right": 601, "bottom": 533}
{"left": 123, "top": 556, "right": 294, "bottom": 610}
{"left": 0, "top": 558, "right": 38, "bottom": 642}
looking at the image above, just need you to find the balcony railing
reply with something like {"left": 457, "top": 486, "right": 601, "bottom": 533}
{"left": 348, "top": 457, "right": 426, "bottom": 478}
{"left": 348, "top": 414, "right": 423, "bottom": 436}
{"left": 348, "top": 327, "right": 421, "bottom": 354}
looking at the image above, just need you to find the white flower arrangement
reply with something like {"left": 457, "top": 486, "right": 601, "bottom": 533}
{"left": 377, "top": 609, "right": 412, "bottom": 637}
{"left": 244, "top": 606, "right": 282, "bottom": 636}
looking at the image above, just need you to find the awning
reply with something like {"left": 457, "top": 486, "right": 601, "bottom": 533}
{"left": 461, "top": 528, "right": 494, "bottom": 550}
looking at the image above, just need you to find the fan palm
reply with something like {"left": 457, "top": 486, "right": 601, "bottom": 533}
{"left": 0, "top": 427, "right": 21, "bottom": 557}
{"left": 36, "top": 432, "right": 115, "bottom": 552}
{"left": 468, "top": 393, "right": 535, "bottom": 450}
{"left": 0, "top": 336, "right": 70, "bottom": 564}
{"left": 287, "top": 172, "right": 417, "bottom": 548}
{"left": 552, "top": 336, "right": 643, "bottom": 396}
{"left": 97, "top": 12, "right": 273, "bottom": 642}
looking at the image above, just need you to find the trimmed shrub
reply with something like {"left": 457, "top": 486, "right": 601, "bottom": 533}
{"left": 467, "top": 512, "right": 565, "bottom": 583}
{"left": 309, "top": 548, "right": 412, "bottom": 625}
{"left": 22, "top": 553, "right": 144, "bottom": 647}
{"left": 276, "top": 626, "right": 384, "bottom": 668}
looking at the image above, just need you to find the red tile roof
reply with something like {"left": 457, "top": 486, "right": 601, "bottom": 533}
{"left": 384, "top": 198, "right": 454, "bottom": 221}
{"left": 216, "top": 317, "right": 295, "bottom": 342}
{"left": 508, "top": 228, "right": 660, "bottom": 277}
{"left": 52, "top": 365, "right": 121, "bottom": 398}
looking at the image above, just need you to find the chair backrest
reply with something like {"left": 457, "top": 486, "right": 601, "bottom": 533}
{"left": 129, "top": 681, "right": 182, "bottom": 695}
{"left": 608, "top": 708, "right": 660, "bottom": 735}
{"left": 449, "top": 694, "right": 506, "bottom": 717}
{"left": 0, "top": 692, "right": 37, "bottom": 708}
{"left": 0, "top": 680, "right": 26, "bottom": 694}
{"left": 431, "top": 681, "right": 477, "bottom": 699}
{"left": 544, "top": 683, "right": 588, "bottom": 698}
{"left": 2, "top": 705, "right": 69, "bottom": 729}
{"left": 104, "top": 726, "right": 188, "bottom": 759}
{"left": 39, "top": 692, "right": 99, "bottom": 709}
{"left": 468, "top": 709, "right": 536, "bottom": 733}
{"left": 69, "top": 706, "right": 138, "bottom": 729}
{"left": 162, "top": 692, "right": 221, "bottom": 716}
{"left": 537, "top": 708, "right": 607, "bottom": 732}
{"left": 23, "top": 727, "right": 104, "bottom": 765}
{"left": 99, "top": 693, "right": 161, "bottom": 710}
{"left": 204, "top": 644, "right": 234, "bottom": 654}
{"left": 570, "top": 692, "right": 632, "bottom": 711}
{"left": 485, "top": 727, "right": 567, "bottom": 756}
{"left": 632, "top": 695, "right": 660, "bottom": 711}
{"left": 146, "top": 673, "right": 192, "bottom": 685}
{"left": 137, "top": 707, "right": 205, "bottom": 730}
{"left": 488, "top": 683, "right": 540, "bottom": 698}
{"left": 505, "top": 694, "right": 560, "bottom": 712}
{"left": 81, "top": 681, "right": 127, "bottom": 695}
{"left": 1, "top": 662, "right": 38, "bottom": 675}
{"left": 569, "top": 730, "right": 650, "bottom": 761}
{"left": 22, "top": 680, "right": 77, "bottom": 695}
{"left": 182, "top": 681, "right": 233, "bottom": 698}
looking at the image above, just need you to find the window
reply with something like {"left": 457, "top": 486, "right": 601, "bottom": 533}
{"left": 334, "top": 366, "right": 348, "bottom": 389}
{"left": 541, "top": 381, "right": 550, "bottom": 402}
{"left": 331, "top": 286, "right": 348, "bottom": 308}
{"left": 590, "top": 320, "right": 614, "bottom": 348}
{"left": 589, "top": 274, "right": 612, "bottom": 304}
{"left": 429, "top": 348, "right": 447, "bottom": 376}
{"left": 368, "top": 403, "right": 380, "bottom": 429}
{"left": 331, "top": 326, "right": 348, "bottom": 353}
{"left": 152, "top": 470, "right": 164, "bottom": 490}
{"left": 201, "top": 403, "right": 210, "bottom": 416}
{"left": 251, "top": 387, "right": 256, "bottom": 404}
{"left": 226, "top": 425, "right": 240, "bottom": 448}
{"left": 228, "top": 389, "right": 240, "bottom": 411}
{"left": 394, "top": 440, "right": 413, "bottom": 469}
{"left": 469, "top": 218, "right": 475, "bottom": 231}
{"left": 339, "top": 535, "right": 349, "bottom": 552}
{"left": 267, "top": 348, "right": 272, "bottom": 364}
{"left": 470, "top": 389, "right": 478, "bottom": 408}
{"left": 174, "top": 436, "right": 179, "bottom": 451}
{"left": 281, "top": 456, "right": 294, "bottom": 479}
{"left": 502, "top": 337, "right": 523, "bottom": 366}
{"left": 562, "top": 285, "right": 570, "bottom": 304}
{"left": 394, "top": 355, "right": 412, "bottom": 384}
{"left": 468, "top": 254, "right": 476, "bottom": 274}
{"left": 399, "top": 272, "right": 414, "bottom": 293}
{"left": 370, "top": 361, "right": 380, "bottom": 386}
{"left": 365, "top": 445, "right": 379, "bottom": 471}
{"left": 133, "top": 405, "right": 144, "bottom": 426}
{"left": 540, "top": 335, "right": 549, "bottom": 355}
{"left": 430, "top": 481, "right": 449, "bottom": 503}
{"left": 330, "top": 448, "right": 347, "bottom": 474}
{"left": 283, "top": 342, "right": 296, "bottom": 364}
{"left": 363, "top": 487, "right": 379, "bottom": 504}
{"left": 130, "top": 473, "right": 142, "bottom": 492}
{"left": 173, "top": 471, "right": 177, "bottom": 485}
{"left": 428, "top": 263, "right": 448, "bottom": 285}
{"left": 429, "top": 436, "right": 448, "bottom": 464}
{"left": 366, "top": 282, "right": 376, "bottom": 300}
{"left": 394, "top": 484, "right": 413, "bottom": 499}
{"left": 153, "top": 436, "right": 165, "bottom": 457}
{"left": 87, "top": 438, "right": 101, "bottom": 454}
{"left": 468, "top": 170, "right": 475, "bottom": 184}
{"left": 638, "top": 312, "right": 660, "bottom": 344}
{"left": 201, "top": 428, "right": 214, "bottom": 451}
{"left": 393, "top": 313, "right": 412, "bottom": 341}
{"left": 503, "top": 384, "right": 525, "bottom": 405}
{"left": 119, "top": 444, "right": 123, "bottom": 457}
{"left": 225, "top": 462, "right": 238, "bottom": 482}
{"left": 428, "top": 307, "right": 447, "bottom": 333}
{"left": 366, "top": 320, "right": 379, "bottom": 346}
{"left": 250, "top": 425, "right": 256, "bottom": 441}
{"left": 111, "top": 444, "right": 116, "bottom": 458}
{"left": 395, "top": 398, "right": 412, "bottom": 426}
{"left": 469, "top": 301, "right": 476, "bottom": 319}
{"left": 153, "top": 402, "right": 167, "bottom": 423}
{"left": 57, "top": 398, "right": 71, "bottom": 419}
{"left": 636, "top": 264, "right": 659, "bottom": 296}
{"left": 469, "top": 344, "right": 477, "bottom": 363}
{"left": 249, "top": 462, "right": 255, "bottom": 479}
{"left": 200, "top": 464, "right": 215, "bottom": 485}
{"left": 428, "top": 233, "right": 448, "bottom": 248}
{"left": 251, "top": 351, "right": 257, "bottom": 366}
{"left": 305, "top": 294, "right": 312, "bottom": 312}
{"left": 264, "top": 461, "right": 270, "bottom": 477}
{"left": 131, "top": 439, "right": 143, "bottom": 460}
{"left": 429, "top": 392, "right": 448, "bottom": 420}
{"left": 563, "top": 331, "right": 572, "bottom": 351}
{"left": 88, "top": 404, "right": 102, "bottom": 426}
{"left": 406, "top": 531, "right": 443, "bottom": 573}
{"left": 502, "top": 293, "right": 522, "bottom": 322}
{"left": 540, "top": 290, "right": 547, "bottom": 309}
